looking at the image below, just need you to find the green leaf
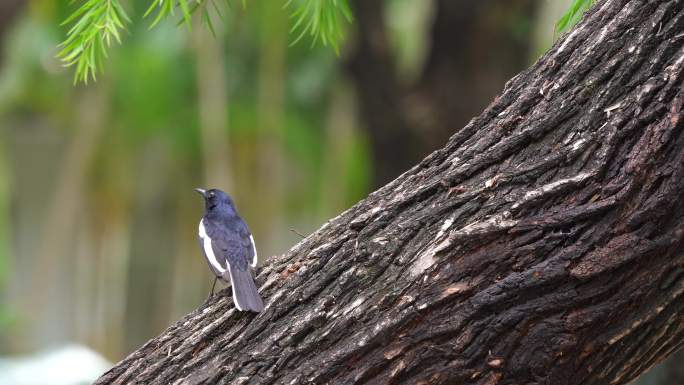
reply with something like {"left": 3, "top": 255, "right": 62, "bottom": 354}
{"left": 178, "top": 0, "right": 193, "bottom": 30}
{"left": 556, "top": 0, "right": 595, "bottom": 35}
{"left": 286, "top": 0, "right": 353, "bottom": 54}
{"left": 203, "top": 8, "right": 217, "bottom": 37}
{"left": 57, "top": 0, "right": 131, "bottom": 84}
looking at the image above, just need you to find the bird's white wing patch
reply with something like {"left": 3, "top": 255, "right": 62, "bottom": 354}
{"left": 199, "top": 219, "right": 226, "bottom": 274}
{"left": 250, "top": 235, "right": 258, "bottom": 267}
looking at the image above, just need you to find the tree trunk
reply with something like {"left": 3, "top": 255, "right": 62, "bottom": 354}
{"left": 96, "top": 0, "right": 684, "bottom": 384}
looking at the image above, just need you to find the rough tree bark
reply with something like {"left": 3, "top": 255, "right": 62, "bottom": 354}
{"left": 96, "top": 0, "right": 684, "bottom": 384}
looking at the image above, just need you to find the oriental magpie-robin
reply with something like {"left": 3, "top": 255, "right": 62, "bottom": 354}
{"left": 195, "top": 188, "right": 264, "bottom": 312}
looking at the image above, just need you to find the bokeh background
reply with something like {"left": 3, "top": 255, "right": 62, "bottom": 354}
{"left": 0, "top": 0, "right": 680, "bottom": 383}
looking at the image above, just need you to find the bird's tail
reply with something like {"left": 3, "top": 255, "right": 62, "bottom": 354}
{"left": 225, "top": 268, "right": 264, "bottom": 312}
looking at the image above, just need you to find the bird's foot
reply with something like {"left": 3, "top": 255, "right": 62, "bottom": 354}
{"left": 203, "top": 293, "right": 215, "bottom": 306}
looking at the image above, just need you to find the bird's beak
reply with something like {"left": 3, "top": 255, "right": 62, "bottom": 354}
{"left": 194, "top": 188, "right": 207, "bottom": 197}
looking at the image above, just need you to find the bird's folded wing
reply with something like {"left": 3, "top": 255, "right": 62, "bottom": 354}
{"left": 206, "top": 227, "right": 250, "bottom": 272}
{"left": 238, "top": 224, "right": 257, "bottom": 267}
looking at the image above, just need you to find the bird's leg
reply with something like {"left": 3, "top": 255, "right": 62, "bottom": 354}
{"left": 208, "top": 276, "right": 218, "bottom": 299}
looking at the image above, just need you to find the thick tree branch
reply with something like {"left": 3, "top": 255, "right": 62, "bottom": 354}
{"left": 96, "top": 0, "right": 684, "bottom": 384}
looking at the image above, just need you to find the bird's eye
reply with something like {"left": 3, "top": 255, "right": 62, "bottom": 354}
{"left": 208, "top": 192, "right": 215, "bottom": 198}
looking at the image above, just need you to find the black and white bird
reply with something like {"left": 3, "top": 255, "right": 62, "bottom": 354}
{"left": 195, "top": 188, "right": 264, "bottom": 312}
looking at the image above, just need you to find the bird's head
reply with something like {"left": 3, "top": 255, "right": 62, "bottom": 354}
{"left": 195, "top": 188, "right": 236, "bottom": 215}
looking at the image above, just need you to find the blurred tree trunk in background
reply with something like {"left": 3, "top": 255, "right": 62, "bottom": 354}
{"left": 347, "top": 0, "right": 537, "bottom": 186}
{"left": 29, "top": 87, "right": 108, "bottom": 348}
{"left": 124, "top": 143, "right": 178, "bottom": 352}
{"left": 0, "top": 0, "right": 24, "bottom": 352}
{"left": 0, "top": 0, "right": 24, "bottom": 62}
{"left": 95, "top": 1, "right": 684, "bottom": 384}
{"left": 194, "top": 22, "right": 233, "bottom": 193}
{"left": 254, "top": 0, "right": 288, "bottom": 259}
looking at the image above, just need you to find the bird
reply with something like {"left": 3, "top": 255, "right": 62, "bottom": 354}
{"left": 195, "top": 188, "right": 264, "bottom": 312}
